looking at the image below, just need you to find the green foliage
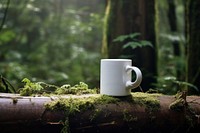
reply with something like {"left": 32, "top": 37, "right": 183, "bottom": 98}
{"left": 156, "top": 0, "right": 186, "bottom": 94}
{"left": 0, "top": 0, "right": 104, "bottom": 90}
{"left": 113, "top": 33, "right": 153, "bottom": 49}
{"left": 0, "top": 75, "right": 16, "bottom": 93}
{"left": 45, "top": 95, "right": 119, "bottom": 112}
{"left": 0, "top": 30, "right": 16, "bottom": 44}
{"left": 173, "top": 80, "right": 198, "bottom": 92}
{"left": 113, "top": 33, "right": 141, "bottom": 42}
{"left": 113, "top": 33, "right": 154, "bottom": 59}
{"left": 155, "top": 76, "right": 198, "bottom": 95}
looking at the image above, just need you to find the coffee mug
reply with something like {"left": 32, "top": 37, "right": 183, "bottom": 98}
{"left": 100, "top": 59, "right": 142, "bottom": 96}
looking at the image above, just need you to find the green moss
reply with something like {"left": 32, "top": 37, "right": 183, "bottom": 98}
{"left": 89, "top": 108, "right": 102, "bottom": 122}
{"left": 60, "top": 118, "right": 70, "bottom": 133}
{"left": 55, "top": 82, "right": 97, "bottom": 95}
{"left": 45, "top": 92, "right": 161, "bottom": 132}
{"left": 169, "top": 91, "right": 187, "bottom": 112}
{"left": 123, "top": 109, "right": 138, "bottom": 122}
{"left": 45, "top": 95, "right": 119, "bottom": 113}
{"left": 131, "top": 92, "right": 161, "bottom": 112}
{"left": 101, "top": 0, "right": 111, "bottom": 58}
{"left": 19, "top": 78, "right": 97, "bottom": 96}
{"left": 169, "top": 98, "right": 185, "bottom": 112}
{"left": 45, "top": 94, "right": 119, "bottom": 132}
{"left": 45, "top": 92, "right": 161, "bottom": 115}
{"left": 169, "top": 91, "right": 199, "bottom": 130}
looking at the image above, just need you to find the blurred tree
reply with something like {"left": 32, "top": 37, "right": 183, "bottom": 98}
{"left": 155, "top": 0, "right": 186, "bottom": 95}
{"left": 0, "top": 0, "right": 105, "bottom": 90}
{"left": 185, "top": 0, "right": 200, "bottom": 94}
{"left": 167, "top": 0, "right": 182, "bottom": 80}
{"left": 102, "top": 0, "right": 157, "bottom": 91}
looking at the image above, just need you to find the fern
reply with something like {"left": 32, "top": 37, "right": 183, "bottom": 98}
{"left": 113, "top": 33, "right": 153, "bottom": 50}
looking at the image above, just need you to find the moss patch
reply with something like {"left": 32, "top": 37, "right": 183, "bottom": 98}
{"left": 123, "top": 109, "right": 138, "bottom": 122}
{"left": 169, "top": 91, "right": 187, "bottom": 112}
{"left": 45, "top": 94, "right": 119, "bottom": 133}
{"left": 45, "top": 92, "right": 161, "bottom": 115}
{"left": 45, "top": 92, "right": 161, "bottom": 132}
{"left": 45, "top": 95, "right": 119, "bottom": 113}
{"left": 131, "top": 92, "right": 161, "bottom": 112}
{"left": 19, "top": 78, "right": 97, "bottom": 96}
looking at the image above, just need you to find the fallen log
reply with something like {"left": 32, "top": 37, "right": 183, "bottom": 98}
{"left": 0, "top": 92, "right": 200, "bottom": 133}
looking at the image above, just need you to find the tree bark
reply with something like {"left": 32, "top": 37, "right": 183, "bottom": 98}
{"left": 185, "top": 0, "right": 200, "bottom": 93}
{"left": 167, "top": 0, "right": 182, "bottom": 80}
{"left": 102, "top": 0, "right": 157, "bottom": 91}
{"left": 0, "top": 93, "right": 200, "bottom": 133}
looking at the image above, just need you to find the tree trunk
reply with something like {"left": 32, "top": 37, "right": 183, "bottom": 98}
{"left": 167, "top": 0, "right": 182, "bottom": 80}
{"left": 185, "top": 0, "right": 200, "bottom": 93}
{"left": 0, "top": 93, "right": 200, "bottom": 133}
{"left": 102, "top": 0, "right": 157, "bottom": 91}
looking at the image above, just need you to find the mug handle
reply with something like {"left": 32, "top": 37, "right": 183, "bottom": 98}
{"left": 126, "top": 65, "right": 142, "bottom": 89}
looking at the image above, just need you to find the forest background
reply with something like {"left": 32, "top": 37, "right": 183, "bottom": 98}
{"left": 0, "top": 0, "right": 199, "bottom": 95}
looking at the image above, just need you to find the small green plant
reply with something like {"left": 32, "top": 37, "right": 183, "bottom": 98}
{"left": 155, "top": 76, "right": 198, "bottom": 95}
{"left": 113, "top": 33, "right": 153, "bottom": 50}
{"left": 19, "top": 78, "right": 45, "bottom": 96}
{"left": 173, "top": 80, "right": 198, "bottom": 93}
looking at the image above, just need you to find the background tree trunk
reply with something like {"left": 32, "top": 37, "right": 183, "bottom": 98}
{"left": 167, "top": 0, "right": 182, "bottom": 80}
{"left": 102, "top": 0, "right": 157, "bottom": 91}
{"left": 185, "top": 0, "right": 200, "bottom": 94}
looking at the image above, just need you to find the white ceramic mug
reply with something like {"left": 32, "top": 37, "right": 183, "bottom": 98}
{"left": 100, "top": 59, "right": 142, "bottom": 96}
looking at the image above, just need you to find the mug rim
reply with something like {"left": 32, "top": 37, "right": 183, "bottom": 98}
{"left": 101, "top": 59, "right": 131, "bottom": 62}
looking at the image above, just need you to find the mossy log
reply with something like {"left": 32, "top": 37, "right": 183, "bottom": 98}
{"left": 0, "top": 93, "right": 200, "bottom": 133}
